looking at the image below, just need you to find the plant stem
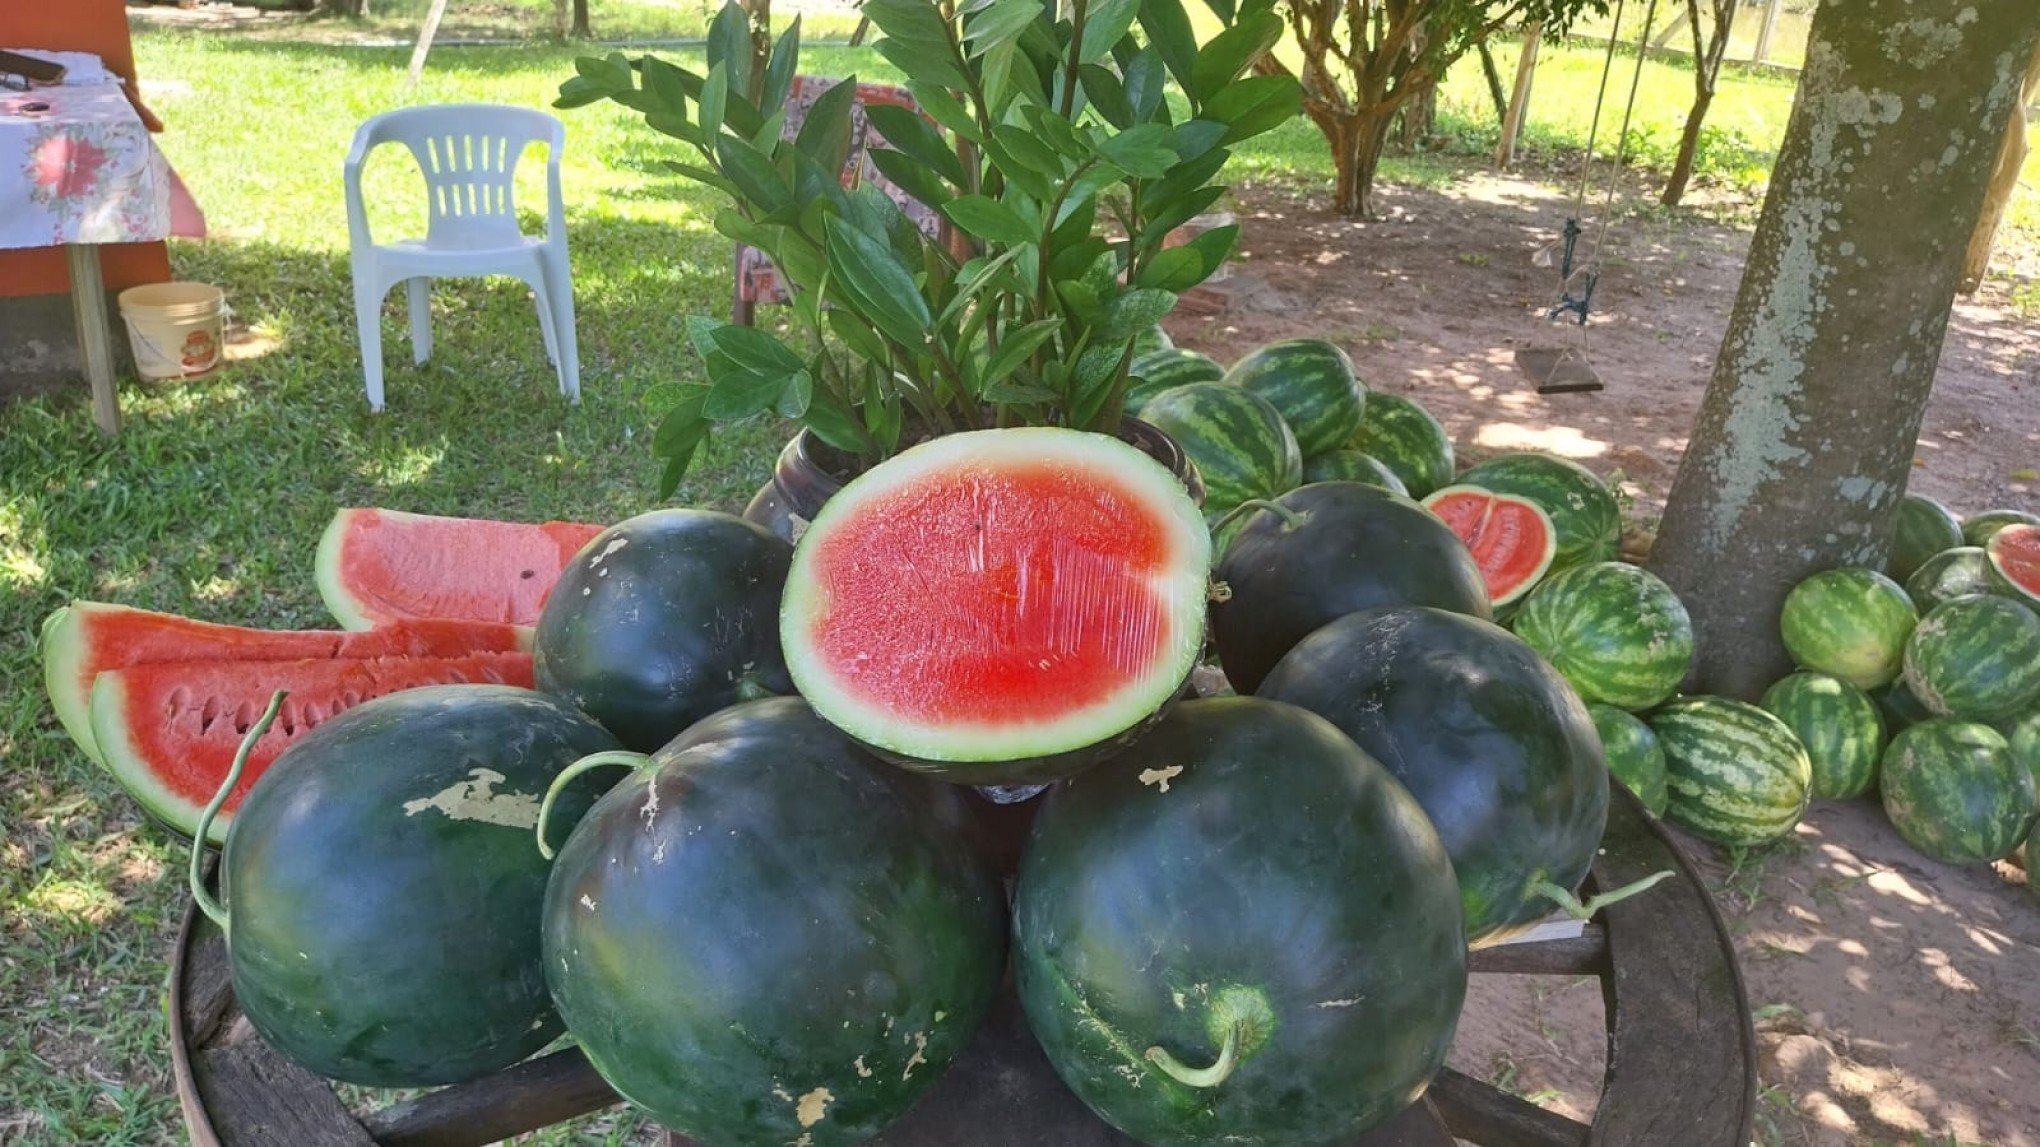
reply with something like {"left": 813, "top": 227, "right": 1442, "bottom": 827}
{"left": 188, "top": 690, "right": 287, "bottom": 937}
{"left": 1208, "top": 497, "right": 1306, "bottom": 536}
{"left": 1530, "top": 871, "right": 1677, "bottom": 922}
{"left": 536, "top": 750, "right": 651, "bottom": 860}
{"left": 1145, "top": 1019, "right": 1242, "bottom": 1088}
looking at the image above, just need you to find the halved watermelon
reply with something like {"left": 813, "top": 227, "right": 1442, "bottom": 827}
{"left": 781, "top": 427, "right": 1210, "bottom": 785}
{"left": 1986, "top": 523, "right": 2040, "bottom": 610}
{"left": 317, "top": 509, "right": 604, "bottom": 629}
{"left": 41, "top": 602, "right": 527, "bottom": 764}
{"left": 89, "top": 651, "right": 533, "bottom": 843}
{"left": 1420, "top": 485, "right": 1557, "bottom": 607}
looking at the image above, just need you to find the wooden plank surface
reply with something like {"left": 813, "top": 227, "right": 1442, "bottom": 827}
{"left": 193, "top": 1038, "right": 377, "bottom": 1147}
{"left": 1430, "top": 1066, "right": 1587, "bottom": 1147}
{"left": 1468, "top": 926, "right": 1609, "bottom": 976}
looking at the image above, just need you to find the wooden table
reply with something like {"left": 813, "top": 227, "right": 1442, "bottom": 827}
{"left": 1, "top": 84, "right": 177, "bottom": 434}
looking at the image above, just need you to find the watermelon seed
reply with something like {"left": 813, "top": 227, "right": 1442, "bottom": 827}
{"left": 520, "top": 569, "right": 537, "bottom": 579}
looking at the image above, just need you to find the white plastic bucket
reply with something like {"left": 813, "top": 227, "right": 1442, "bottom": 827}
{"left": 117, "top": 282, "right": 226, "bottom": 381}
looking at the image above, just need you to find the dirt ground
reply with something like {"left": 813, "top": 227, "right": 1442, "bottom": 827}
{"left": 1169, "top": 174, "right": 2040, "bottom": 1146}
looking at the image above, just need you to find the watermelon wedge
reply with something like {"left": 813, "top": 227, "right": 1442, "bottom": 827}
{"left": 782, "top": 427, "right": 1211, "bottom": 785}
{"left": 1420, "top": 485, "right": 1557, "bottom": 606}
{"left": 89, "top": 651, "right": 533, "bottom": 843}
{"left": 317, "top": 508, "right": 605, "bottom": 629}
{"left": 41, "top": 602, "right": 528, "bottom": 765}
{"left": 1986, "top": 523, "right": 2040, "bottom": 610}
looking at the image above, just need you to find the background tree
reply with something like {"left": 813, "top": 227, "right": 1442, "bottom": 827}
{"left": 1659, "top": 0, "right": 1740, "bottom": 206}
{"left": 1649, "top": 0, "right": 2040, "bottom": 698}
{"left": 1234, "top": 0, "right": 1606, "bottom": 216}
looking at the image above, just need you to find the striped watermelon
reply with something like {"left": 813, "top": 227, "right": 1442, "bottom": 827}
{"left": 1778, "top": 568, "right": 1917, "bottom": 690}
{"left": 1139, "top": 382, "right": 1303, "bottom": 524}
{"left": 1649, "top": 696, "right": 1811, "bottom": 847}
{"left": 1874, "top": 681, "right": 1934, "bottom": 734}
{"left": 1589, "top": 704, "right": 1668, "bottom": 816}
{"left": 1902, "top": 594, "right": 2040, "bottom": 722}
{"left": 1303, "top": 449, "right": 1408, "bottom": 495}
{"left": 1221, "top": 339, "right": 1367, "bottom": 457}
{"left": 1879, "top": 719, "right": 2036, "bottom": 864}
{"left": 1454, "top": 454, "right": 1621, "bottom": 572}
{"left": 1131, "top": 325, "right": 1173, "bottom": 357}
{"left": 1905, "top": 547, "right": 1996, "bottom": 613}
{"left": 1889, "top": 493, "right": 1964, "bottom": 583}
{"left": 1961, "top": 508, "right": 2040, "bottom": 547}
{"left": 1760, "top": 672, "right": 1885, "bottom": 800}
{"left": 1124, "top": 348, "right": 1224, "bottom": 415}
{"left": 1512, "top": 562, "right": 1693, "bottom": 711}
{"left": 1346, "top": 392, "right": 1454, "bottom": 498}
{"left": 1985, "top": 523, "right": 2040, "bottom": 610}
{"left": 2004, "top": 710, "right": 2040, "bottom": 801}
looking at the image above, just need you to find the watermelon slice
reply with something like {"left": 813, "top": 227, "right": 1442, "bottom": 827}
{"left": 1421, "top": 485, "right": 1557, "bottom": 606}
{"left": 89, "top": 651, "right": 534, "bottom": 843}
{"left": 41, "top": 602, "right": 528, "bottom": 765}
{"left": 781, "top": 427, "right": 1211, "bottom": 784}
{"left": 1986, "top": 523, "right": 2040, "bottom": 610}
{"left": 317, "top": 508, "right": 605, "bottom": 629}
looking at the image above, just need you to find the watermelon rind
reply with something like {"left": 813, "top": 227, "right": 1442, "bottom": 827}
{"left": 1346, "top": 391, "right": 1454, "bottom": 499}
{"left": 1905, "top": 546, "right": 1997, "bottom": 613}
{"left": 1778, "top": 568, "right": 1917, "bottom": 691}
{"left": 1124, "top": 348, "right": 1224, "bottom": 415}
{"left": 1513, "top": 561, "right": 1693, "bottom": 711}
{"left": 1589, "top": 703, "right": 1669, "bottom": 816}
{"left": 316, "top": 509, "right": 379, "bottom": 630}
{"left": 1902, "top": 594, "right": 2040, "bottom": 722}
{"left": 1454, "top": 454, "right": 1621, "bottom": 572}
{"left": 1760, "top": 671, "right": 1885, "bottom": 800}
{"left": 1139, "top": 382, "right": 1304, "bottom": 523}
{"left": 1302, "top": 449, "right": 1408, "bottom": 495}
{"left": 1961, "top": 508, "right": 2040, "bottom": 547}
{"left": 1221, "top": 339, "right": 1367, "bottom": 458}
{"left": 1888, "top": 493, "right": 1964, "bottom": 583}
{"left": 1985, "top": 523, "right": 2040, "bottom": 610}
{"left": 782, "top": 427, "right": 1212, "bottom": 771}
{"left": 1879, "top": 719, "right": 2037, "bottom": 865}
{"left": 1650, "top": 696, "right": 1812, "bottom": 847}
{"left": 1420, "top": 485, "right": 1557, "bottom": 608}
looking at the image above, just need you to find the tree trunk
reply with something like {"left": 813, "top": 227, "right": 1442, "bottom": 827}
{"left": 1662, "top": 0, "right": 1738, "bottom": 207}
{"left": 1397, "top": 85, "right": 1437, "bottom": 150}
{"left": 1333, "top": 105, "right": 1402, "bottom": 218}
{"left": 1496, "top": 23, "right": 1543, "bottom": 169}
{"left": 572, "top": 0, "right": 591, "bottom": 38}
{"left": 1648, "top": 0, "right": 2040, "bottom": 699}
{"left": 1660, "top": 84, "right": 1713, "bottom": 206}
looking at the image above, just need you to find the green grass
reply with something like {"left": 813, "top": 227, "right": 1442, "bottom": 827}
{"left": 1, "top": 10, "right": 2035, "bottom": 1142}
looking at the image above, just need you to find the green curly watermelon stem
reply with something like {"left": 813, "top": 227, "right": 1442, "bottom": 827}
{"left": 1209, "top": 498, "right": 1305, "bottom": 536}
{"left": 536, "top": 750, "right": 651, "bottom": 861}
{"left": 1142, "top": 983, "right": 1275, "bottom": 1088}
{"left": 1530, "top": 870, "right": 1676, "bottom": 922}
{"left": 188, "top": 689, "right": 288, "bottom": 938}
{"left": 733, "top": 671, "right": 780, "bottom": 703}
{"left": 1145, "top": 1021, "right": 1242, "bottom": 1088}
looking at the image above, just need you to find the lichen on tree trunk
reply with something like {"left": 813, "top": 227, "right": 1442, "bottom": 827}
{"left": 1648, "top": 0, "right": 2040, "bottom": 699}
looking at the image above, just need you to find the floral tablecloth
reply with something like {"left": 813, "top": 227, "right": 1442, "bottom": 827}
{"left": 0, "top": 83, "right": 171, "bottom": 249}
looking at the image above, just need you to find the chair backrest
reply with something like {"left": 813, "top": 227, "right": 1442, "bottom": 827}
{"left": 345, "top": 104, "right": 564, "bottom": 250}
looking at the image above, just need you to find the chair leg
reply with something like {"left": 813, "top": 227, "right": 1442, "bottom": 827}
{"left": 406, "top": 278, "right": 433, "bottom": 366}
{"left": 540, "top": 255, "right": 580, "bottom": 403}
{"left": 353, "top": 272, "right": 388, "bottom": 412}
{"left": 535, "top": 286, "right": 560, "bottom": 368}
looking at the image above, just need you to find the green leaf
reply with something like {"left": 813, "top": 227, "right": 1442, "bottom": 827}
{"left": 716, "top": 135, "right": 794, "bottom": 215}
{"left": 992, "top": 124, "right": 1066, "bottom": 179}
{"left": 1079, "top": 0, "right": 1143, "bottom": 63}
{"left": 699, "top": 60, "right": 730, "bottom": 141}
{"left": 909, "top": 83, "right": 983, "bottom": 144}
{"left": 1190, "top": 11, "right": 1282, "bottom": 100}
{"left": 1022, "top": 106, "right": 1091, "bottom": 163}
{"left": 803, "top": 387, "right": 871, "bottom": 455}
{"left": 1138, "top": 0, "right": 1199, "bottom": 99}
{"left": 1097, "top": 288, "right": 1178, "bottom": 339}
{"left": 825, "top": 215, "right": 933, "bottom": 347}
{"left": 553, "top": 75, "right": 611, "bottom": 110}
{"left": 573, "top": 52, "right": 634, "bottom": 87}
{"left": 866, "top": 148, "right": 955, "bottom": 211}
{"left": 1079, "top": 64, "right": 1134, "bottom": 128}
{"left": 1137, "top": 223, "right": 1238, "bottom": 290}
{"left": 706, "top": 1, "right": 751, "bottom": 76}
{"left": 712, "top": 208, "right": 777, "bottom": 250}
{"left": 1170, "top": 119, "right": 1230, "bottom": 165}
{"left": 683, "top": 315, "right": 725, "bottom": 360}
{"left": 709, "top": 325, "right": 808, "bottom": 375}
{"left": 642, "top": 56, "right": 693, "bottom": 117}
{"left": 793, "top": 75, "right": 859, "bottom": 180}
{"left": 704, "top": 367, "right": 787, "bottom": 420}
{"left": 645, "top": 112, "right": 703, "bottom": 145}
{"left": 1204, "top": 73, "right": 1300, "bottom": 144}
{"left": 652, "top": 381, "right": 711, "bottom": 428}
{"left": 980, "top": 319, "right": 1062, "bottom": 386}
{"left": 1139, "top": 185, "right": 1226, "bottom": 245}
{"left": 777, "top": 370, "right": 815, "bottom": 418}
{"left": 1097, "top": 124, "right": 1176, "bottom": 178}
{"left": 655, "top": 418, "right": 710, "bottom": 498}
{"left": 763, "top": 17, "right": 801, "bottom": 113}
{"left": 982, "top": 137, "right": 1055, "bottom": 201}
{"left": 1070, "top": 343, "right": 1127, "bottom": 426}
{"left": 1145, "top": 146, "right": 1229, "bottom": 207}
{"left": 1122, "top": 48, "right": 1168, "bottom": 121}
{"left": 866, "top": 104, "right": 968, "bottom": 186}
{"left": 874, "top": 36, "right": 969, "bottom": 92}
{"left": 964, "top": 0, "right": 1040, "bottom": 57}
{"left": 983, "top": 379, "right": 1059, "bottom": 405}
{"left": 827, "top": 310, "right": 892, "bottom": 365}
{"left": 1049, "top": 236, "right": 1111, "bottom": 281}
{"left": 942, "top": 195, "right": 1037, "bottom": 246}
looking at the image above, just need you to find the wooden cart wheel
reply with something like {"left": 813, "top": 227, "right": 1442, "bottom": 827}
{"left": 171, "top": 786, "right": 1754, "bottom": 1146}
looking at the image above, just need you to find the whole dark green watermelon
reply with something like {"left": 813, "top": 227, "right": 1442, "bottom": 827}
{"left": 534, "top": 508, "right": 793, "bottom": 751}
{"left": 222, "top": 685, "right": 621, "bottom": 1086}
{"left": 1888, "top": 492, "right": 1964, "bottom": 583}
{"left": 1015, "top": 697, "right": 1465, "bottom": 1147}
{"left": 543, "top": 698, "right": 1006, "bottom": 1145}
{"left": 1257, "top": 606, "right": 1608, "bottom": 946}
{"left": 1589, "top": 703, "right": 1668, "bottom": 816}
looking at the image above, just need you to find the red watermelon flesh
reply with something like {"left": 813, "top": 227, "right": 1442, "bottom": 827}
{"left": 1988, "top": 524, "right": 2040, "bottom": 609}
{"left": 41, "top": 601, "right": 528, "bottom": 765}
{"left": 317, "top": 508, "right": 604, "bottom": 629}
{"left": 1421, "top": 486, "right": 1558, "bottom": 606}
{"left": 89, "top": 651, "right": 534, "bottom": 843}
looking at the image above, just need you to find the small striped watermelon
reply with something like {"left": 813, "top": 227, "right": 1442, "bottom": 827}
{"left": 1961, "top": 508, "right": 2040, "bottom": 547}
{"left": 1346, "top": 392, "right": 1454, "bottom": 498}
{"left": 1985, "top": 523, "right": 2040, "bottom": 610}
{"left": 1124, "top": 348, "right": 1224, "bottom": 414}
{"left": 1454, "top": 454, "right": 1621, "bottom": 572}
{"left": 1906, "top": 547, "right": 1996, "bottom": 613}
{"left": 1760, "top": 672, "right": 1885, "bottom": 800}
{"left": 1512, "top": 561, "right": 1693, "bottom": 711}
{"left": 1778, "top": 568, "right": 1917, "bottom": 690}
{"left": 1902, "top": 594, "right": 2040, "bottom": 722}
{"left": 1139, "top": 382, "right": 1303, "bottom": 524}
{"left": 1879, "top": 719, "right": 2036, "bottom": 864}
{"left": 2004, "top": 710, "right": 2040, "bottom": 801}
{"left": 1888, "top": 493, "right": 1964, "bottom": 583}
{"left": 1303, "top": 449, "right": 1408, "bottom": 495}
{"left": 1650, "top": 696, "right": 1811, "bottom": 847}
{"left": 1222, "top": 339, "right": 1367, "bottom": 457}
{"left": 1589, "top": 704, "right": 1668, "bottom": 816}
{"left": 1131, "top": 325, "right": 1173, "bottom": 357}
{"left": 1421, "top": 486, "right": 1557, "bottom": 609}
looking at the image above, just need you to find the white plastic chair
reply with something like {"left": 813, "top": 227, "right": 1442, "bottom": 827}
{"left": 344, "top": 104, "right": 578, "bottom": 410}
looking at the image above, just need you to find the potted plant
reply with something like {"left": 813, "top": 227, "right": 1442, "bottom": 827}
{"left": 557, "top": 0, "right": 1299, "bottom": 512}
